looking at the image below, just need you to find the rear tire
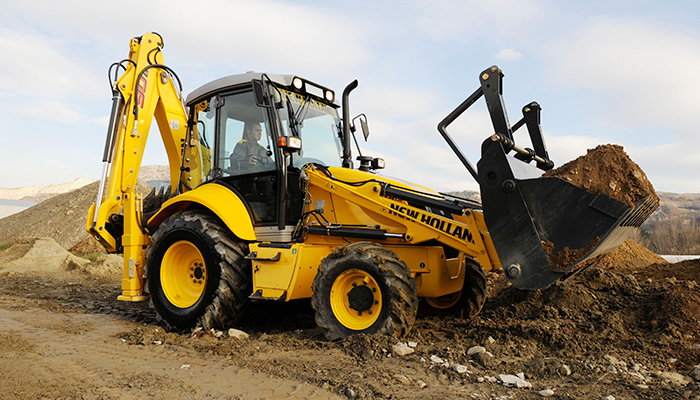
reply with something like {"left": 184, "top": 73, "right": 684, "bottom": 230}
{"left": 146, "top": 210, "right": 251, "bottom": 332}
{"left": 312, "top": 242, "right": 418, "bottom": 340}
{"left": 423, "top": 258, "right": 487, "bottom": 319}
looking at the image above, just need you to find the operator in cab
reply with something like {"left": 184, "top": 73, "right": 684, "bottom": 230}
{"left": 230, "top": 122, "right": 272, "bottom": 170}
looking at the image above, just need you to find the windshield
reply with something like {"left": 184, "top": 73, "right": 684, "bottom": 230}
{"left": 276, "top": 89, "right": 342, "bottom": 168}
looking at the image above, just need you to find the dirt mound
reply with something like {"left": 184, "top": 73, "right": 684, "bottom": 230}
{"left": 543, "top": 144, "right": 658, "bottom": 207}
{"left": 69, "top": 236, "right": 108, "bottom": 257}
{"left": 0, "top": 237, "right": 89, "bottom": 273}
{"left": 74, "top": 254, "right": 123, "bottom": 280}
{"left": 591, "top": 239, "right": 667, "bottom": 272}
{"left": 0, "top": 180, "right": 151, "bottom": 250}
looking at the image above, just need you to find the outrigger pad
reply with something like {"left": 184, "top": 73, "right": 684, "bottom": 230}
{"left": 477, "top": 140, "right": 658, "bottom": 290}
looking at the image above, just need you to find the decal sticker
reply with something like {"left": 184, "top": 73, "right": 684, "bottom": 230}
{"left": 388, "top": 203, "right": 475, "bottom": 243}
{"left": 136, "top": 70, "right": 149, "bottom": 109}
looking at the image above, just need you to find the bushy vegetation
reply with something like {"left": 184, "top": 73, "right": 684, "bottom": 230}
{"left": 632, "top": 214, "right": 700, "bottom": 255}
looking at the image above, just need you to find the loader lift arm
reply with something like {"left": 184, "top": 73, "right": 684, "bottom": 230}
{"left": 87, "top": 33, "right": 201, "bottom": 301}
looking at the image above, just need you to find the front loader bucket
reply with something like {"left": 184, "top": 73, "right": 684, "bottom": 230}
{"left": 478, "top": 139, "right": 659, "bottom": 290}
{"left": 437, "top": 65, "right": 659, "bottom": 290}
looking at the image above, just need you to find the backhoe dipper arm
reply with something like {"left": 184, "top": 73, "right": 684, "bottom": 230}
{"left": 86, "top": 33, "right": 197, "bottom": 301}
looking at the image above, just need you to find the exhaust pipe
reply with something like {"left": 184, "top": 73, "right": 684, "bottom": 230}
{"left": 341, "top": 80, "right": 358, "bottom": 169}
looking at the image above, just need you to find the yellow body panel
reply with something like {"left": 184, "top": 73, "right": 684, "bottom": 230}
{"left": 304, "top": 165, "right": 496, "bottom": 268}
{"left": 148, "top": 183, "right": 256, "bottom": 241}
{"left": 250, "top": 242, "right": 472, "bottom": 301}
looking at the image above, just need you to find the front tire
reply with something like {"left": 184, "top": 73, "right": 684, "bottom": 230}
{"left": 146, "top": 210, "right": 251, "bottom": 332}
{"left": 312, "top": 242, "right": 418, "bottom": 340}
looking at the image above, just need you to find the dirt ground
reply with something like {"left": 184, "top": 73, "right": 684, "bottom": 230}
{"left": 0, "top": 238, "right": 698, "bottom": 400}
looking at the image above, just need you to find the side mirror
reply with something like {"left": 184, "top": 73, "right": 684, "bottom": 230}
{"left": 351, "top": 114, "right": 370, "bottom": 141}
{"left": 253, "top": 80, "right": 271, "bottom": 108}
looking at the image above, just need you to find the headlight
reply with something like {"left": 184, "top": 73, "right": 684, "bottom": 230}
{"left": 324, "top": 90, "right": 335, "bottom": 102}
{"left": 292, "top": 77, "right": 304, "bottom": 90}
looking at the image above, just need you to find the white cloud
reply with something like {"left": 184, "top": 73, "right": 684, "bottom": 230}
{"left": 626, "top": 142, "right": 700, "bottom": 193}
{"left": 494, "top": 49, "right": 523, "bottom": 62}
{"left": 409, "top": 0, "right": 549, "bottom": 42}
{"left": 544, "top": 17, "right": 700, "bottom": 140}
{"left": 1, "top": 0, "right": 372, "bottom": 81}
{"left": 0, "top": 28, "right": 102, "bottom": 98}
{"left": 0, "top": 149, "right": 90, "bottom": 188}
{"left": 16, "top": 100, "right": 87, "bottom": 124}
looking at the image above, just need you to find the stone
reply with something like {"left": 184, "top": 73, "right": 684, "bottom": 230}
{"left": 661, "top": 371, "right": 692, "bottom": 386}
{"left": 605, "top": 396, "right": 615, "bottom": 400}
{"left": 453, "top": 364, "right": 469, "bottom": 374}
{"left": 417, "top": 380, "right": 427, "bottom": 389}
{"left": 628, "top": 372, "right": 647, "bottom": 382}
{"left": 430, "top": 355, "right": 445, "bottom": 364}
{"left": 344, "top": 387, "right": 357, "bottom": 398}
{"left": 228, "top": 328, "right": 249, "bottom": 339}
{"left": 539, "top": 389, "right": 555, "bottom": 397}
{"left": 467, "top": 346, "right": 486, "bottom": 356}
{"left": 487, "top": 336, "right": 496, "bottom": 344}
{"left": 499, "top": 374, "right": 532, "bottom": 388}
{"left": 408, "top": 341, "right": 418, "bottom": 348}
{"left": 392, "top": 342, "right": 415, "bottom": 357}
{"left": 214, "top": 330, "right": 223, "bottom": 338}
{"left": 689, "top": 365, "right": 700, "bottom": 382}
{"left": 561, "top": 364, "right": 572, "bottom": 376}
{"left": 393, "top": 374, "right": 411, "bottom": 385}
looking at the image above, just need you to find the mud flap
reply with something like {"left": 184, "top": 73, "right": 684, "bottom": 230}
{"left": 478, "top": 139, "right": 658, "bottom": 290}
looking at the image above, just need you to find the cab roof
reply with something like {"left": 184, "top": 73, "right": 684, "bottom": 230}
{"left": 186, "top": 72, "right": 293, "bottom": 106}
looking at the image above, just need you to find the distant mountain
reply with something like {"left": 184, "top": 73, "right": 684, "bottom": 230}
{"left": 644, "top": 191, "right": 700, "bottom": 224}
{"left": 0, "top": 178, "right": 96, "bottom": 203}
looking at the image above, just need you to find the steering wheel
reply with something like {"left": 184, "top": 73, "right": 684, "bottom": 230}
{"left": 292, "top": 157, "right": 326, "bottom": 168}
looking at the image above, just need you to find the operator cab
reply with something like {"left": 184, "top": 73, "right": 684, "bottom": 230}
{"left": 185, "top": 73, "right": 343, "bottom": 240}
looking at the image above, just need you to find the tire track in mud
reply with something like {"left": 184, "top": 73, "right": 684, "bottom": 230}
{"left": 0, "top": 302, "right": 341, "bottom": 399}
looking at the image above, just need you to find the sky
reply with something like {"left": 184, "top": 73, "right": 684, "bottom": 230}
{"left": 1, "top": 0, "right": 699, "bottom": 193}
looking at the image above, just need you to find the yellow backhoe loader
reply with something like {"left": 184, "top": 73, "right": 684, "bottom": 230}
{"left": 87, "top": 33, "right": 658, "bottom": 339}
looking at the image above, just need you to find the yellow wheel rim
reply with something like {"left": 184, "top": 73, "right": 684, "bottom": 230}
{"left": 426, "top": 291, "right": 462, "bottom": 309}
{"left": 330, "top": 269, "right": 382, "bottom": 331}
{"left": 161, "top": 240, "right": 207, "bottom": 308}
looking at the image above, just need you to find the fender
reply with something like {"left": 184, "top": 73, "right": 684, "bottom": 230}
{"left": 147, "top": 182, "right": 256, "bottom": 241}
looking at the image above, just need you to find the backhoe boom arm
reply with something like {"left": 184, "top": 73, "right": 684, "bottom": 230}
{"left": 87, "top": 33, "right": 200, "bottom": 301}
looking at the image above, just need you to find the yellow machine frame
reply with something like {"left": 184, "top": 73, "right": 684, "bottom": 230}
{"left": 88, "top": 33, "right": 500, "bottom": 320}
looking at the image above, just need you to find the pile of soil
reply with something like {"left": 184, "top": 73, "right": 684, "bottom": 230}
{"left": 593, "top": 239, "right": 668, "bottom": 272}
{"left": 543, "top": 144, "right": 658, "bottom": 207}
{"left": 540, "top": 145, "right": 660, "bottom": 270}
{"left": 69, "top": 236, "right": 108, "bottom": 257}
{"left": 0, "top": 237, "right": 88, "bottom": 273}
